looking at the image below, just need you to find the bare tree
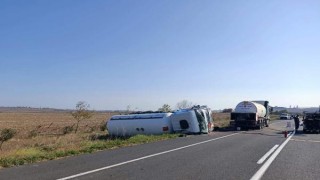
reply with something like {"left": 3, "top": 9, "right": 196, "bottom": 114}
{"left": 158, "top": 104, "right": 172, "bottom": 112}
{"left": 71, "top": 101, "right": 93, "bottom": 133}
{"left": 126, "top": 105, "right": 131, "bottom": 113}
{"left": 176, "top": 100, "right": 194, "bottom": 110}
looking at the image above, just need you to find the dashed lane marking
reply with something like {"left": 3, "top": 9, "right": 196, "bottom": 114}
{"left": 257, "top": 145, "right": 279, "bottom": 165}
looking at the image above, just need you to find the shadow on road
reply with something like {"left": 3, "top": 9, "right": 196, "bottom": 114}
{"left": 213, "top": 126, "right": 287, "bottom": 137}
{"left": 241, "top": 131, "right": 283, "bottom": 137}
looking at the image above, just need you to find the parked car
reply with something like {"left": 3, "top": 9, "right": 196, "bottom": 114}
{"left": 279, "top": 113, "right": 291, "bottom": 120}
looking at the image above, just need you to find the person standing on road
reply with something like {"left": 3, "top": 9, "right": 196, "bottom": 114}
{"left": 294, "top": 115, "right": 300, "bottom": 131}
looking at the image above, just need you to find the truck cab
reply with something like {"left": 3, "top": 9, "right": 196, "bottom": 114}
{"left": 170, "top": 105, "right": 214, "bottom": 134}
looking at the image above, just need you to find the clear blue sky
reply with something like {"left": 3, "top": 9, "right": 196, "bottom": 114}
{"left": 1, "top": 0, "right": 320, "bottom": 110}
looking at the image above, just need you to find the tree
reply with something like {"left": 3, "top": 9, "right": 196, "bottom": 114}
{"left": 176, "top": 100, "right": 194, "bottom": 110}
{"left": 222, "top": 108, "right": 233, "bottom": 113}
{"left": 71, "top": 101, "right": 93, "bottom": 133}
{"left": 158, "top": 104, "right": 172, "bottom": 112}
{"left": 0, "top": 128, "right": 16, "bottom": 150}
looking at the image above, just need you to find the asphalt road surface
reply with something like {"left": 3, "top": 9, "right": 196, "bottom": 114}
{"left": 1, "top": 119, "right": 320, "bottom": 180}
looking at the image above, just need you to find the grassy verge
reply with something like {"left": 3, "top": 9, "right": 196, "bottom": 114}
{"left": 213, "top": 113, "right": 230, "bottom": 128}
{"left": 0, "top": 133, "right": 179, "bottom": 168}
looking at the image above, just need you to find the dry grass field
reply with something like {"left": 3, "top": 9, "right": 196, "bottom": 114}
{"left": 0, "top": 111, "right": 114, "bottom": 139}
{"left": 213, "top": 113, "right": 231, "bottom": 128}
{"left": 0, "top": 110, "right": 116, "bottom": 166}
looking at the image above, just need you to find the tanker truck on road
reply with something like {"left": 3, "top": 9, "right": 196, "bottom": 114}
{"left": 231, "top": 101, "right": 271, "bottom": 130}
{"left": 303, "top": 112, "right": 320, "bottom": 133}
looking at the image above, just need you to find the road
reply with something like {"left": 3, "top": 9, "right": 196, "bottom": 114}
{"left": 1, "top": 120, "right": 320, "bottom": 180}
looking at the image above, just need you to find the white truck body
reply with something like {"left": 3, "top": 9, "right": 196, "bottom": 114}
{"left": 107, "top": 113, "right": 173, "bottom": 136}
{"left": 107, "top": 105, "right": 214, "bottom": 136}
{"left": 170, "top": 106, "right": 214, "bottom": 134}
{"left": 234, "top": 101, "right": 266, "bottom": 118}
{"left": 170, "top": 109, "right": 201, "bottom": 133}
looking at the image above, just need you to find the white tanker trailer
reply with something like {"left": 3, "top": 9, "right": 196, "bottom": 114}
{"left": 231, "top": 101, "right": 271, "bottom": 130}
{"left": 107, "top": 113, "right": 173, "bottom": 137}
{"left": 107, "top": 105, "right": 214, "bottom": 136}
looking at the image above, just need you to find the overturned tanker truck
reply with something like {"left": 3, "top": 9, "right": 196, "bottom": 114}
{"left": 107, "top": 112, "right": 174, "bottom": 137}
{"left": 231, "top": 101, "right": 272, "bottom": 130}
{"left": 107, "top": 105, "right": 214, "bottom": 137}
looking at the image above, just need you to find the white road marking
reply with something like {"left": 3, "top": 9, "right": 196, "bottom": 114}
{"left": 250, "top": 130, "right": 295, "bottom": 180}
{"left": 291, "top": 139, "right": 320, "bottom": 143}
{"left": 257, "top": 145, "right": 279, "bottom": 164}
{"left": 57, "top": 132, "right": 240, "bottom": 180}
